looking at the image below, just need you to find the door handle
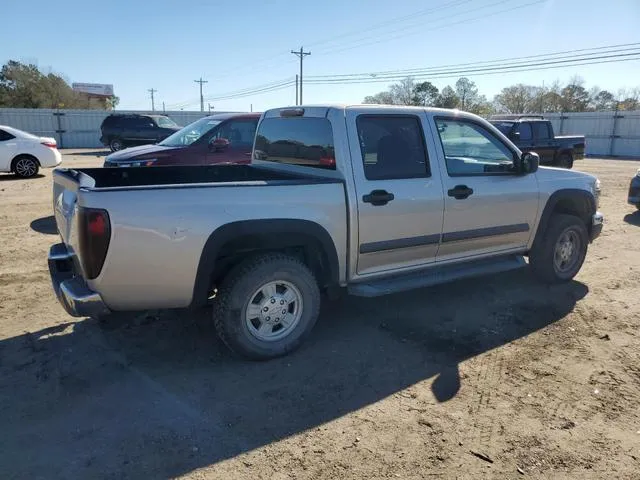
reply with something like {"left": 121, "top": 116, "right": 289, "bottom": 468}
{"left": 448, "top": 185, "right": 474, "bottom": 200}
{"left": 363, "top": 189, "right": 395, "bottom": 206}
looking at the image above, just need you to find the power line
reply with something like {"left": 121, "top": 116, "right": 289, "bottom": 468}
{"left": 305, "top": 52, "right": 640, "bottom": 85}
{"left": 199, "top": 0, "right": 472, "bottom": 83}
{"left": 291, "top": 47, "right": 311, "bottom": 104}
{"left": 194, "top": 77, "right": 208, "bottom": 112}
{"left": 316, "top": 0, "right": 545, "bottom": 57}
{"left": 308, "top": 42, "right": 640, "bottom": 79}
{"left": 147, "top": 88, "right": 157, "bottom": 111}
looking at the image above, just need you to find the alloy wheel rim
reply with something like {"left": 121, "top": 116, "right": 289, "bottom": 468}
{"left": 244, "top": 280, "right": 303, "bottom": 342}
{"left": 16, "top": 158, "right": 36, "bottom": 177}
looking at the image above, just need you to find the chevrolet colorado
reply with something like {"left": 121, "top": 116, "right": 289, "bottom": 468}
{"left": 49, "top": 105, "right": 603, "bottom": 359}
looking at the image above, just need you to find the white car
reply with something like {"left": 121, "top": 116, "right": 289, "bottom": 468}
{"left": 0, "top": 125, "right": 62, "bottom": 178}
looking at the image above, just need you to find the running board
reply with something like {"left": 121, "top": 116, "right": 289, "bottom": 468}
{"left": 348, "top": 255, "right": 526, "bottom": 297}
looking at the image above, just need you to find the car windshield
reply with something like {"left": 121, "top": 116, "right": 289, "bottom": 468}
{"left": 492, "top": 122, "right": 514, "bottom": 135}
{"left": 158, "top": 118, "right": 222, "bottom": 147}
{"left": 154, "top": 116, "right": 179, "bottom": 128}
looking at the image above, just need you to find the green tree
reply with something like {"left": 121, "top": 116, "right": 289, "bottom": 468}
{"left": 454, "top": 77, "right": 479, "bottom": 110}
{"left": 435, "top": 86, "right": 459, "bottom": 108}
{"left": 494, "top": 84, "right": 537, "bottom": 113}
{"left": 412, "top": 81, "right": 439, "bottom": 106}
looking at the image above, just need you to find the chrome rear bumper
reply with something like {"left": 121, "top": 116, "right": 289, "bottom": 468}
{"left": 48, "top": 243, "right": 110, "bottom": 318}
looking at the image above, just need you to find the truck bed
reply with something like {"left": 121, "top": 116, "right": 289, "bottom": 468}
{"left": 55, "top": 164, "right": 338, "bottom": 189}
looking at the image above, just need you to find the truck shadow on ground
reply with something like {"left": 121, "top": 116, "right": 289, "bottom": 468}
{"left": 30, "top": 215, "right": 58, "bottom": 235}
{"left": 623, "top": 211, "right": 640, "bottom": 226}
{"left": 0, "top": 268, "right": 587, "bottom": 479}
{"left": 64, "top": 150, "right": 110, "bottom": 157}
{"left": 0, "top": 173, "right": 45, "bottom": 181}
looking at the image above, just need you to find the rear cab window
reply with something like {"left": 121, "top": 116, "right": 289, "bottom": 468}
{"left": 254, "top": 117, "right": 335, "bottom": 169}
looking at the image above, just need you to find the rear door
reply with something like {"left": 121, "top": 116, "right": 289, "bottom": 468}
{"left": 346, "top": 110, "right": 445, "bottom": 276}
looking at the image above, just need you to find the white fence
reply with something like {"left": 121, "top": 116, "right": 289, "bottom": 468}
{"left": 535, "top": 110, "right": 640, "bottom": 158}
{"left": 1, "top": 108, "right": 639, "bottom": 157}
{"left": 0, "top": 108, "right": 239, "bottom": 149}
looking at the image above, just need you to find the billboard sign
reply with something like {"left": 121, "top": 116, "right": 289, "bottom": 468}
{"left": 72, "top": 83, "right": 114, "bottom": 97}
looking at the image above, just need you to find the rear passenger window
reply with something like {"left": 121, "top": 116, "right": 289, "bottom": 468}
{"left": 356, "top": 115, "right": 429, "bottom": 180}
{"left": 532, "top": 122, "right": 550, "bottom": 140}
{"left": 516, "top": 123, "right": 533, "bottom": 141}
{"left": 254, "top": 117, "right": 335, "bottom": 169}
{"left": 0, "top": 129, "right": 15, "bottom": 141}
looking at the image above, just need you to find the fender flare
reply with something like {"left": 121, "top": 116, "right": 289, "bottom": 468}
{"left": 532, "top": 188, "right": 596, "bottom": 249}
{"left": 190, "top": 219, "right": 340, "bottom": 308}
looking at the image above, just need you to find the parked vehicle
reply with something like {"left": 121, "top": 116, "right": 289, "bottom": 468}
{"left": 49, "top": 105, "right": 603, "bottom": 360}
{"left": 628, "top": 168, "right": 640, "bottom": 210}
{"left": 490, "top": 115, "right": 585, "bottom": 169}
{"left": 0, "top": 125, "right": 61, "bottom": 178}
{"left": 100, "top": 114, "right": 182, "bottom": 152}
{"left": 103, "top": 113, "right": 261, "bottom": 167}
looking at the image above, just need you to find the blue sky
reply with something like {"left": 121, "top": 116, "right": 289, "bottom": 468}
{"left": 2, "top": 0, "right": 639, "bottom": 111}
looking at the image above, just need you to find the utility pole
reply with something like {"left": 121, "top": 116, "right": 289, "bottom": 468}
{"left": 295, "top": 74, "right": 299, "bottom": 106}
{"left": 250, "top": 103, "right": 253, "bottom": 112}
{"left": 208, "top": 103, "right": 214, "bottom": 113}
{"left": 194, "top": 77, "right": 208, "bottom": 112}
{"left": 148, "top": 88, "right": 157, "bottom": 111}
{"left": 291, "top": 47, "right": 310, "bottom": 105}
{"left": 162, "top": 101, "right": 165, "bottom": 113}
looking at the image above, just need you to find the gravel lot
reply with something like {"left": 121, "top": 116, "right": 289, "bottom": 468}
{"left": 1, "top": 151, "right": 639, "bottom": 479}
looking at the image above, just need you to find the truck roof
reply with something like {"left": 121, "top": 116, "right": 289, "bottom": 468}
{"left": 264, "top": 104, "right": 483, "bottom": 119}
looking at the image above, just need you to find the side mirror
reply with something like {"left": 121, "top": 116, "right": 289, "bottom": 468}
{"left": 519, "top": 151, "right": 539, "bottom": 174}
{"left": 210, "top": 137, "right": 230, "bottom": 152}
{"left": 509, "top": 131, "right": 520, "bottom": 142}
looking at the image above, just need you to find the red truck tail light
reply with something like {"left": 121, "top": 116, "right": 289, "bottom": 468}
{"left": 78, "top": 207, "right": 111, "bottom": 279}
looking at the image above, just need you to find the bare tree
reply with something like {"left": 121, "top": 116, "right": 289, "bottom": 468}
{"left": 455, "top": 77, "right": 479, "bottom": 110}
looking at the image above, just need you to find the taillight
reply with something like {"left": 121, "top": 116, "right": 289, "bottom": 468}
{"left": 319, "top": 156, "right": 336, "bottom": 168}
{"left": 78, "top": 207, "right": 111, "bottom": 279}
{"left": 41, "top": 141, "right": 57, "bottom": 148}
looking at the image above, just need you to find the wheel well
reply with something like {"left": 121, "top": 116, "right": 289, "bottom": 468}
{"left": 191, "top": 220, "right": 340, "bottom": 308}
{"left": 11, "top": 154, "right": 40, "bottom": 171}
{"left": 552, "top": 197, "right": 590, "bottom": 226}
{"left": 210, "top": 233, "right": 332, "bottom": 290}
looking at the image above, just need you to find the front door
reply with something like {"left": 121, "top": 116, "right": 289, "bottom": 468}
{"left": 347, "top": 111, "right": 445, "bottom": 277}
{"left": 432, "top": 117, "right": 539, "bottom": 262}
{"left": 207, "top": 118, "right": 258, "bottom": 164}
{"left": 530, "top": 121, "right": 556, "bottom": 164}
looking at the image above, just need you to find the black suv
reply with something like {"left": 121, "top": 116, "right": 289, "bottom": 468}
{"left": 100, "top": 114, "right": 182, "bottom": 151}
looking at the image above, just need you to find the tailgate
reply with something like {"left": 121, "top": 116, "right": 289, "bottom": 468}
{"left": 52, "top": 168, "right": 95, "bottom": 249}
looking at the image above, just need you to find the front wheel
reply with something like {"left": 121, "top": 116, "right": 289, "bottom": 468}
{"left": 213, "top": 253, "right": 321, "bottom": 360}
{"left": 529, "top": 214, "right": 588, "bottom": 284}
{"left": 13, "top": 156, "right": 40, "bottom": 178}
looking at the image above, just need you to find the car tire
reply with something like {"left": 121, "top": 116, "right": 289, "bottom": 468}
{"left": 213, "top": 253, "right": 321, "bottom": 360}
{"left": 529, "top": 213, "right": 588, "bottom": 284}
{"left": 12, "top": 155, "right": 40, "bottom": 178}
{"left": 556, "top": 153, "right": 573, "bottom": 169}
{"left": 109, "top": 138, "right": 124, "bottom": 152}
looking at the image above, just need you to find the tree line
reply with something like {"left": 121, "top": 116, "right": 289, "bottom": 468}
{"left": 363, "top": 76, "right": 640, "bottom": 114}
{"left": 0, "top": 60, "right": 119, "bottom": 110}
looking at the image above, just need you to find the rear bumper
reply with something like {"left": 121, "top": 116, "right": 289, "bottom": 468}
{"left": 48, "top": 243, "right": 110, "bottom": 318}
{"left": 591, "top": 211, "right": 604, "bottom": 241}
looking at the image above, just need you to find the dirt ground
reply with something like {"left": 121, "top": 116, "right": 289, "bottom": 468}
{"left": 0, "top": 151, "right": 639, "bottom": 480}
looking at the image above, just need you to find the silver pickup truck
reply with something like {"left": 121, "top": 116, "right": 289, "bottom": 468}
{"left": 49, "top": 105, "right": 603, "bottom": 359}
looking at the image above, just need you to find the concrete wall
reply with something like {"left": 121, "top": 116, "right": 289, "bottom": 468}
{"left": 0, "top": 108, "right": 239, "bottom": 149}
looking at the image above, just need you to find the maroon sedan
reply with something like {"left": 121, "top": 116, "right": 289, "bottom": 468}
{"left": 103, "top": 112, "right": 261, "bottom": 167}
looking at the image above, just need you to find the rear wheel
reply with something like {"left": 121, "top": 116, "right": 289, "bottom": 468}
{"left": 556, "top": 153, "right": 573, "bottom": 169}
{"left": 213, "top": 253, "right": 321, "bottom": 360}
{"left": 529, "top": 214, "right": 588, "bottom": 283}
{"left": 13, "top": 155, "right": 39, "bottom": 178}
{"left": 109, "top": 138, "right": 124, "bottom": 152}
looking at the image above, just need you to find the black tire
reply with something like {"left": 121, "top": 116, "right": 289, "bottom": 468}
{"left": 213, "top": 253, "right": 321, "bottom": 360}
{"left": 556, "top": 152, "right": 573, "bottom": 169}
{"left": 109, "top": 138, "right": 124, "bottom": 152}
{"left": 529, "top": 214, "right": 588, "bottom": 284}
{"left": 12, "top": 155, "right": 40, "bottom": 178}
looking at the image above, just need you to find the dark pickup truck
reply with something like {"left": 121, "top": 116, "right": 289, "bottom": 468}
{"left": 490, "top": 116, "right": 585, "bottom": 169}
